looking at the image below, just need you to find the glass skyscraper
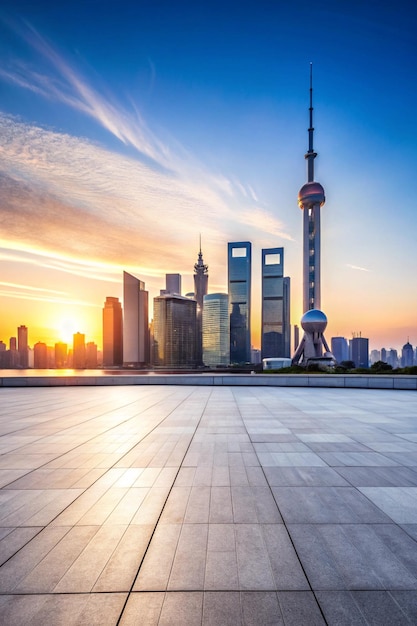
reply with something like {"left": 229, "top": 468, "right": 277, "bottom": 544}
{"left": 228, "top": 242, "right": 251, "bottom": 364}
{"left": 153, "top": 294, "right": 197, "bottom": 367}
{"left": 202, "top": 293, "right": 229, "bottom": 366}
{"left": 102, "top": 296, "right": 123, "bottom": 366}
{"left": 261, "top": 248, "right": 290, "bottom": 359}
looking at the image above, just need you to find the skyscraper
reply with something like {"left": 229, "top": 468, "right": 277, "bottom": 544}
{"left": 123, "top": 271, "right": 149, "bottom": 368}
{"left": 261, "top": 247, "right": 290, "bottom": 359}
{"left": 228, "top": 241, "right": 251, "bottom": 364}
{"left": 349, "top": 336, "right": 369, "bottom": 368}
{"left": 292, "top": 65, "right": 333, "bottom": 367}
{"left": 102, "top": 296, "right": 123, "bottom": 366}
{"left": 153, "top": 294, "right": 197, "bottom": 367}
{"left": 73, "top": 332, "right": 86, "bottom": 369}
{"left": 202, "top": 293, "right": 229, "bottom": 366}
{"left": 401, "top": 341, "right": 414, "bottom": 367}
{"left": 164, "top": 274, "right": 182, "bottom": 295}
{"left": 34, "top": 342, "right": 48, "bottom": 368}
{"left": 17, "top": 325, "right": 28, "bottom": 368}
{"left": 55, "top": 342, "right": 67, "bottom": 368}
{"left": 194, "top": 239, "right": 209, "bottom": 366}
{"left": 331, "top": 337, "right": 349, "bottom": 364}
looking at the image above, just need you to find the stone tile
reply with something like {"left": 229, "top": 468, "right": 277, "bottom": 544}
{"left": 359, "top": 487, "right": 417, "bottom": 523}
{"left": 203, "top": 591, "right": 241, "bottom": 626}
{"left": 277, "top": 591, "right": 326, "bottom": 625}
{"left": 241, "top": 591, "right": 283, "bottom": 625}
{"left": 159, "top": 591, "right": 203, "bottom": 625}
{"left": 119, "top": 592, "right": 164, "bottom": 625}
{"left": 264, "top": 466, "right": 349, "bottom": 487}
{"left": 168, "top": 523, "right": 208, "bottom": 590}
{"left": 272, "top": 486, "right": 390, "bottom": 523}
{"left": 335, "top": 466, "right": 417, "bottom": 487}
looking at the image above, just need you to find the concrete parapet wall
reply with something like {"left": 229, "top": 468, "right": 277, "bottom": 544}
{"left": 0, "top": 373, "right": 416, "bottom": 389}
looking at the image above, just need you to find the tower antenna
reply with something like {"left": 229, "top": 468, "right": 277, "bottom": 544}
{"left": 306, "top": 62, "right": 317, "bottom": 182}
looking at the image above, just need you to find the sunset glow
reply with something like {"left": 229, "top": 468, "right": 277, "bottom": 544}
{"left": 0, "top": 2, "right": 416, "bottom": 353}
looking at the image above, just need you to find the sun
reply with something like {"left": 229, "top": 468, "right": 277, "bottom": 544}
{"left": 58, "top": 319, "right": 80, "bottom": 345}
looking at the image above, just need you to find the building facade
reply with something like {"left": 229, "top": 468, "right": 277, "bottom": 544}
{"left": 102, "top": 296, "right": 123, "bottom": 366}
{"left": 123, "top": 271, "right": 149, "bottom": 367}
{"left": 153, "top": 294, "right": 197, "bottom": 367}
{"left": 331, "top": 337, "right": 349, "bottom": 364}
{"left": 261, "top": 247, "right": 290, "bottom": 359}
{"left": 228, "top": 241, "right": 251, "bottom": 364}
{"left": 17, "top": 325, "right": 28, "bottom": 368}
{"left": 349, "top": 336, "right": 369, "bottom": 368}
{"left": 73, "top": 332, "right": 86, "bottom": 369}
{"left": 202, "top": 293, "right": 229, "bottom": 367}
{"left": 34, "top": 342, "right": 48, "bottom": 368}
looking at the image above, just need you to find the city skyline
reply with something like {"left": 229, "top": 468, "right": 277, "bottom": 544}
{"left": 1, "top": 1, "right": 417, "bottom": 351}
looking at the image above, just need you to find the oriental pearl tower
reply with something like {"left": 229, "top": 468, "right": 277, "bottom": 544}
{"left": 292, "top": 64, "right": 334, "bottom": 367}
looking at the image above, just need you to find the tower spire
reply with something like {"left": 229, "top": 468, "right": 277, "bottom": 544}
{"left": 305, "top": 62, "right": 317, "bottom": 183}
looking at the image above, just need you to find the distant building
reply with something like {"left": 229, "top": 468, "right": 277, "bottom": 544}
{"left": 370, "top": 349, "right": 381, "bottom": 365}
{"left": 228, "top": 242, "right": 251, "bottom": 364}
{"left": 401, "top": 341, "right": 414, "bottom": 368}
{"left": 153, "top": 294, "right": 197, "bottom": 367}
{"left": 261, "top": 247, "right": 290, "bottom": 359}
{"left": 34, "top": 342, "right": 48, "bottom": 368}
{"left": 86, "top": 342, "right": 98, "bottom": 369}
{"left": 55, "top": 342, "right": 68, "bottom": 368}
{"left": 294, "top": 325, "right": 299, "bottom": 352}
{"left": 381, "top": 348, "right": 387, "bottom": 363}
{"left": 162, "top": 274, "right": 182, "bottom": 296}
{"left": 387, "top": 349, "right": 399, "bottom": 369}
{"left": 102, "top": 296, "right": 123, "bottom": 366}
{"left": 10, "top": 337, "right": 17, "bottom": 351}
{"left": 331, "top": 337, "right": 349, "bottom": 364}
{"left": 17, "top": 325, "right": 28, "bottom": 368}
{"left": 251, "top": 348, "right": 262, "bottom": 365}
{"left": 0, "top": 341, "right": 5, "bottom": 353}
{"left": 73, "top": 332, "right": 86, "bottom": 369}
{"left": 202, "top": 293, "right": 229, "bottom": 367}
{"left": 349, "top": 336, "right": 369, "bottom": 368}
{"left": 123, "top": 271, "right": 150, "bottom": 367}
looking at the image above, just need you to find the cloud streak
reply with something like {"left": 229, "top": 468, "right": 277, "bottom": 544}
{"left": 346, "top": 263, "right": 371, "bottom": 272}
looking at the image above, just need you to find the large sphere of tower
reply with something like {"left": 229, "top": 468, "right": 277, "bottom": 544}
{"left": 298, "top": 181, "right": 326, "bottom": 210}
{"left": 301, "top": 309, "right": 327, "bottom": 333}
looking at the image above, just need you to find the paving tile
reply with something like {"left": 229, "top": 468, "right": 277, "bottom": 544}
{"left": 359, "top": 487, "right": 417, "bottom": 523}
{"left": 134, "top": 524, "right": 181, "bottom": 591}
{"left": 159, "top": 591, "right": 203, "bottom": 625}
{"left": 119, "top": 592, "right": 164, "bottom": 625}
{"left": 203, "top": 591, "right": 241, "bottom": 626}
{"left": 277, "top": 591, "right": 326, "bottom": 625}
{"left": 264, "top": 466, "right": 349, "bottom": 487}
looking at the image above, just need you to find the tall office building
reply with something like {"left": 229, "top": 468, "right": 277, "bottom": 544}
{"left": 34, "top": 342, "right": 48, "bottom": 368}
{"left": 292, "top": 65, "right": 333, "bottom": 367}
{"left": 55, "top": 342, "right": 67, "bottom": 368}
{"left": 86, "top": 342, "right": 98, "bottom": 369}
{"left": 194, "top": 240, "right": 209, "bottom": 366}
{"left": 349, "top": 336, "right": 369, "bottom": 368}
{"left": 123, "top": 271, "right": 149, "bottom": 367}
{"left": 17, "top": 325, "right": 28, "bottom": 368}
{"left": 261, "top": 248, "right": 290, "bottom": 359}
{"left": 73, "top": 332, "right": 86, "bottom": 369}
{"left": 401, "top": 341, "right": 414, "bottom": 367}
{"left": 153, "top": 294, "right": 197, "bottom": 367}
{"left": 164, "top": 274, "right": 182, "bottom": 296}
{"left": 331, "top": 337, "right": 349, "bottom": 364}
{"left": 228, "top": 241, "right": 251, "bottom": 364}
{"left": 102, "top": 296, "right": 123, "bottom": 366}
{"left": 202, "top": 293, "right": 229, "bottom": 366}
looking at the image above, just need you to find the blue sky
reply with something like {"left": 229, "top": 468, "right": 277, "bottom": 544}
{"left": 0, "top": 0, "right": 416, "bottom": 350}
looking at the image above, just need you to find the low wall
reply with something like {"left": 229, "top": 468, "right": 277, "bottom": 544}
{"left": 0, "top": 373, "right": 416, "bottom": 390}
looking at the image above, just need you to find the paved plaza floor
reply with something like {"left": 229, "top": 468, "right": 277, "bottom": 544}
{"left": 0, "top": 385, "right": 417, "bottom": 625}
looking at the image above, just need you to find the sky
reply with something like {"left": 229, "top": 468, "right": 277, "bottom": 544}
{"left": 0, "top": 0, "right": 416, "bottom": 352}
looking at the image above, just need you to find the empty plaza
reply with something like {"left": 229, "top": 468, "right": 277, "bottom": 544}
{"left": 0, "top": 383, "right": 417, "bottom": 625}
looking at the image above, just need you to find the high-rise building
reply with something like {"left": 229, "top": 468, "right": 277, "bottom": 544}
{"left": 381, "top": 348, "right": 387, "bottom": 363}
{"left": 194, "top": 240, "right": 209, "bottom": 365}
{"left": 55, "top": 342, "right": 68, "bottom": 368}
{"left": 228, "top": 241, "right": 251, "bottom": 364}
{"left": 34, "top": 342, "right": 48, "bottom": 368}
{"left": 370, "top": 349, "right": 381, "bottom": 365}
{"left": 123, "top": 271, "right": 149, "bottom": 367}
{"left": 349, "top": 336, "right": 369, "bottom": 368}
{"left": 387, "top": 349, "right": 399, "bottom": 369}
{"left": 331, "top": 337, "right": 349, "bottom": 364}
{"left": 102, "top": 296, "right": 123, "bottom": 366}
{"left": 86, "top": 342, "right": 98, "bottom": 369}
{"left": 401, "top": 341, "right": 414, "bottom": 367}
{"left": 73, "top": 332, "right": 86, "bottom": 369}
{"left": 164, "top": 274, "right": 182, "bottom": 296}
{"left": 10, "top": 337, "right": 17, "bottom": 351}
{"left": 153, "top": 294, "right": 197, "bottom": 367}
{"left": 292, "top": 65, "right": 333, "bottom": 367}
{"left": 261, "top": 247, "right": 290, "bottom": 359}
{"left": 202, "top": 293, "right": 229, "bottom": 367}
{"left": 17, "top": 325, "right": 28, "bottom": 368}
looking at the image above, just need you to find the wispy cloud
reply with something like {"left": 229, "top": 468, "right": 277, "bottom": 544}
{"left": 346, "top": 263, "right": 371, "bottom": 272}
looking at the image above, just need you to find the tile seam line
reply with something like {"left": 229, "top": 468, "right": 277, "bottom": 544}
{"left": 0, "top": 387, "right": 200, "bottom": 570}
{"left": 232, "top": 386, "right": 330, "bottom": 625}
{"left": 115, "top": 387, "right": 213, "bottom": 626}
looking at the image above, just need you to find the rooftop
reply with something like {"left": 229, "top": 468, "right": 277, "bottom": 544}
{"left": 0, "top": 384, "right": 417, "bottom": 625}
